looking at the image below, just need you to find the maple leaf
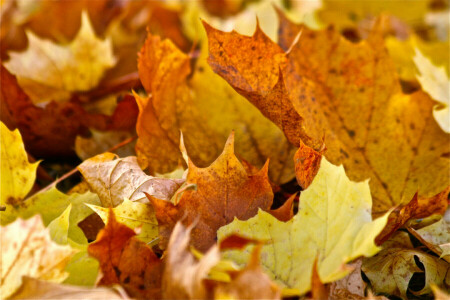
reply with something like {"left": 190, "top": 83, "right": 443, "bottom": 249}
{"left": 9, "top": 277, "right": 127, "bottom": 300}
{"left": 87, "top": 198, "right": 158, "bottom": 243}
{"left": 217, "top": 158, "right": 388, "bottom": 295}
{"left": 88, "top": 209, "right": 163, "bottom": 299}
{"left": 0, "top": 66, "right": 138, "bottom": 158}
{"left": 414, "top": 49, "right": 450, "bottom": 133}
{"left": 147, "top": 132, "right": 274, "bottom": 252}
{"left": 362, "top": 231, "right": 450, "bottom": 298}
{"left": 78, "top": 152, "right": 184, "bottom": 207}
{"left": 204, "top": 14, "right": 450, "bottom": 213}
{"left": 4, "top": 12, "right": 116, "bottom": 103}
{"left": 0, "top": 121, "right": 39, "bottom": 211}
{"left": 136, "top": 31, "right": 296, "bottom": 183}
{"left": 0, "top": 215, "right": 75, "bottom": 298}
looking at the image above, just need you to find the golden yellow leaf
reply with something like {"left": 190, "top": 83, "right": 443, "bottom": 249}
{"left": 0, "top": 121, "right": 39, "bottom": 210}
{"left": 136, "top": 31, "right": 296, "bottom": 184}
{"left": 0, "top": 215, "right": 75, "bottom": 298}
{"left": 4, "top": 12, "right": 116, "bottom": 103}
{"left": 218, "top": 158, "right": 389, "bottom": 295}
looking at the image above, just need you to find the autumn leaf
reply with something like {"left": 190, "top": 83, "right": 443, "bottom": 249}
{"left": 218, "top": 158, "right": 389, "bottom": 295}
{"left": 414, "top": 217, "right": 450, "bottom": 261}
{"left": 1, "top": 215, "right": 75, "bottom": 298}
{"left": 78, "top": 152, "right": 184, "bottom": 207}
{"left": 362, "top": 231, "right": 450, "bottom": 298}
{"left": 204, "top": 13, "right": 450, "bottom": 213}
{"left": 161, "top": 222, "right": 220, "bottom": 299}
{"left": 9, "top": 277, "right": 127, "bottom": 300}
{"left": 0, "top": 121, "right": 39, "bottom": 211}
{"left": 87, "top": 198, "right": 158, "bottom": 243}
{"left": 4, "top": 12, "right": 116, "bottom": 103}
{"left": 148, "top": 132, "right": 274, "bottom": 252}
{"left": 88, "top": 209, "right": 163, "bottom": 299}
{"left": 414, "top": 49, "right": 450, "bottom": 133}
{"left": 136, "top": 30, "right": 296, "bottom": 183}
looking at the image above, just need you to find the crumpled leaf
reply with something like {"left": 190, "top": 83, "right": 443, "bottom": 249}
{"left": 87, "top": 198, "right": 158, "bottom": 243}
{"left": 136, "top": 31, "right": 296, "bottom": 183}
{"left": 414, "top": 49, "right": 450, "bottom": 133}
{"left": 218, "top": 158, "right": 389, "bottom": 295}
{"left": 329, "top": 259, "right": 366, "bottom": 299}
{"left": 162, "top": 222, "right": 220, "bottom": 299}
{"left": 78, "top": 152, "right": 184, "bottom": 207}
{"left": 9, "top": 277, "right": 127, "bottom": 300}
{"left": 88, "top": 209, "right": 163, "bottom": 299}
{"left": 204, "top": 14, "right": 450, "bottom": 214}
{"left": 4, "top": 12, "right": 116, "bottom": 103}
{"left": 362, "top": 231, "right": 450, "bottom": 298}
{"left": 148, "top": 133, "right": 274, "bottom": 252}
{"left": 0, "top": 121, "right": 38, "bottom": 210}
{"left": 416, "top": 217, "right": 450, "bottom": 260}
{"left": 0, "top": 215, "right": 75, "bottom": 299}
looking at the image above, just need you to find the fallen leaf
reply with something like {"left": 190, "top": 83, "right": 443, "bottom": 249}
{"left": 294, "top": 140, "right": 323, "bottom": 189}
{"left": 376, "top": 186, "right": 450, "bottom": 245}
{"left": 87, "top": 198, "right": 158, "bottom": 243}
{"left": 329, "top": 259, "right": 366, "bottom": 299}
{"left": 415, "top": 217, "right": 450, "bottom": 260}
{"left": 204, "top": 14, "right": 450, "bottom": 214}
{"left": 78, "top": 152, "right": 184, "bottom": 207}
{"left": 0, "top": 121, "right": 39, "bottom": 210}
{"left": 0, "top": 66, "right": 138, "bottom": 158}
{"left": 214, "top": 245, "right": 281, "bottom": 299}
{"left": 414, "top": 48, "right": 450, "bottom": 133}
{"left": 362, "top": 231, "right": 449, "bottom": 298}
{"left": 136, "top": 31, "right": 296, "bottom": 183}
{"left": 218, "top": 158, "right": 389, "bottom": 295}
{"left": 432, "top": 284, "right": 450, "bottom": 300}
{"left": 0, "top": 215, "right": 75, "bottom": 299}
{"left": 161, "top": 222, "right": 220, "bottom": 299}
{"left": 88, "top": 209, "right": 162, "bottom": 299}
{"left": 9, "top": 277, "right": 127, "bottom": 300}
{"left": 148, "top": 133, "right": 274, "bottom": 252}
{"left": 4, "top": 12, "right": 116, "bottom": 103}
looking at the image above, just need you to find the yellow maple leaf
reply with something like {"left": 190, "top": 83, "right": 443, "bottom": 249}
{"left": 4, "top": 12, "right": 116, "bottom": 103}
{"left": 218, "top": 158, "right": 389, "bottom": 295}
{"left": 414, "top": 49, "right": 450, "bottom": 133}
{"left": 0, "top": 122, "right": 39, "bottom": 210}
{"left": 0, "top": 215, "right": 75, "bottom": 298}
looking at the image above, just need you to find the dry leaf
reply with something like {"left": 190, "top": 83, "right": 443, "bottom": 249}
{"left": 148, "top": 133, "right": 273, "bottom": 252}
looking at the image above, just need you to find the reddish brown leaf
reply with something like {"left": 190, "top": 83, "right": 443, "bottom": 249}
{"left": 269, "top": 193, "right": 297, "bottom": 222}
{"left": 147, "top": 133, "right": 273, "bottom": 252}
{"left": 294, "top": 140, "right": 324, "bottom": 189}
{"left": 88, "top": 209, "right": 162, "bottom": 299}
{"left": 376, "top": 186, "right": 450, "bottom": 245}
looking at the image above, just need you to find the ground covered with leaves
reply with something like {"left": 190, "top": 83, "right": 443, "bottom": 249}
{"left": 1, "top": 0, "right": 449, "bottom": 299}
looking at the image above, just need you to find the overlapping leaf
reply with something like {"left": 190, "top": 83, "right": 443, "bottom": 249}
{"left": 204, "top": 13, "right": 450, "bottom": 213}
{"left": 218, "top": 158, "right": 388, "bottom": 295}
{"left": 148, "top": 133, "right": 274, "bottom": 252}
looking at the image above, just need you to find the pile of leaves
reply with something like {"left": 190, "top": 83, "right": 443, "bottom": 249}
{"left": 1, "top": 0, "right": 449, "bottom": 299}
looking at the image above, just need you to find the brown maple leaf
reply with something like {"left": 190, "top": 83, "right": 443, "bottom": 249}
{"left": 204, "top": 13, "right": 450, "bottom": 214}
{"left": 88, "top": 209, "right": 162, "bottom": 299}
{"left": 147, "top": 132, "right": 273, "bottom": 252}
